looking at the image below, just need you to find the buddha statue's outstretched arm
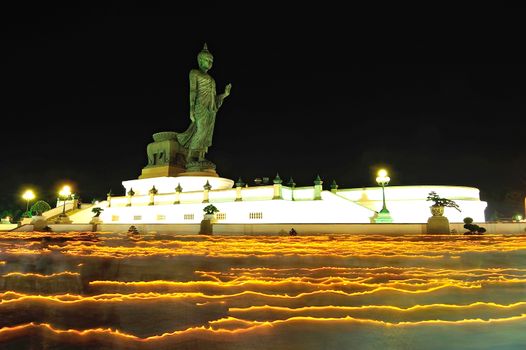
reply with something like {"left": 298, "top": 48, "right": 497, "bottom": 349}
{"left": 217, "top": 83, "right": 232, "bottom": 109}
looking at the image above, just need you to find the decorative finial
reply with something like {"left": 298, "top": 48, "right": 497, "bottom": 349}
{"left": 198, "top": 42, "right": 213, "bottom": 61}
{"left": 200, "top": 42, "right": 211, "bottom": 55}
{"left": 287, "top": 177, "right": 296, "bottom": 187}
{"left": 273, "top": 173, "right": 282, "bottom": 184}
{"left": 235, "top": 177, "right": 245, "bottom": 187}
{"left": 314, "top": 175, "right": 323, "bottom": 186}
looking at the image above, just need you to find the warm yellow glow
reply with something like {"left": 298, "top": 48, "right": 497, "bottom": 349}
{"left": 0, "top": 313, "right": 524, "bottom": 347}
{"left": 22, "top": 189, "right": 35, "bottom": 201}
{"left": 1, "top": 233, "right": 524, "bottom": 259}
{"left": 2, "top": 271, "right": 80, "bottom": 278}
{"left": 59, "top": 185, "right": 72, "bottom": 198}
{"left": 0, "top": 233, "right": 525, "bottom": 347}
{"left": 375, "top": 169, "right": 390, "bottom": 185}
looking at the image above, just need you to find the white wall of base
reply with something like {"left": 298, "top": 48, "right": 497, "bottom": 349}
{"left": 97, "top": 224, "right": 200, "bottom": 234}
{"left": 63, "top": 184, "right": 488, "bottom": 225}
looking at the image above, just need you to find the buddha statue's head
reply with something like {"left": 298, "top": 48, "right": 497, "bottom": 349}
{"left": 197, "top": 43, "right": 213, "bottom": 72}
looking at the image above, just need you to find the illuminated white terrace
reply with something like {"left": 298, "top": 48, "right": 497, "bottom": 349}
{"left": 67, "top": 179, "right": 487, "bottom": 225}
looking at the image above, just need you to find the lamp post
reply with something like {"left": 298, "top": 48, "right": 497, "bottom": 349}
{"left": 374, "top": 169, "right": 393, "bottom": 223}
{"left": 57, "top": 185, "right": 72, "bottom": 223}
{"left": 22, "top": 189, "right": 35, "bottom": 217}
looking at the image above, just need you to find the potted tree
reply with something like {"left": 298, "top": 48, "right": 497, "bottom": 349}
{"left": 200, "top": 204, "right": 219, "bottom": 235}
{"left": 426, "top": 191, "right": 461, "bottom": 216}
{"left": 90, "top": 207, "right": 104, "bottom": 224}
{"left": 203, "top": 204, "right": 219, "bottom": 221}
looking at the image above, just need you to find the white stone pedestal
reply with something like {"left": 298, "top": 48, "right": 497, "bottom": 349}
{"left": 31, "top": 216, "right": 49, "bottom": 230}
{"left": 55, "top": 214, "right": 72, "bottom": 224}
{"left": 89, "top": 216, "right": 102, "bottom": 225}
{"left": 200, "top": 219, "right": 213, "bottom": 235}
{"left": 427, "top": 216, "right": 450, "bottom": 234}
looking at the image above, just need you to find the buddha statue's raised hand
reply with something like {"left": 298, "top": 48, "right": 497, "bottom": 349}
{"left": 224, "top": 83, "right": 232, "bottom": 97}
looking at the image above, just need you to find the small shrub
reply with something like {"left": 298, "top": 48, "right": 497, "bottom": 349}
{"left": 463, "top": 217, "right": 486, "bottom": 235}
{"left": 30, "top": 201, "right": 51, "bottom": 216}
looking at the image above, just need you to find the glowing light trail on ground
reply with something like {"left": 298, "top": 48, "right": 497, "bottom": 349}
{"left": 0, "top": 232, "right": 525, "bottom": 349}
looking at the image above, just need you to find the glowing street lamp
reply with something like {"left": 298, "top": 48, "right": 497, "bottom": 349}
{"left": 56, "top": 185, "right": 73, "bottom": 224}
{"left": 374, "top": 169, "right": 393, "bottom": 223}
{"left": 22, "top": 189, "right": 35, "bottom": 217}
{"left": 376, "top": 169, "right": 390, "bottom": 213}
{"left": 59, "top": 185, "right": 72, "bottom": 215}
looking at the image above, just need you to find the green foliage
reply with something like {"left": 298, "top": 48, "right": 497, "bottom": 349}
{"left": 30, "top": 200, "right": 51, "bottom": 216}
{"left": 1, "top": 209, "right": 23, "bottom": 222}
{"left": 203, "top": 204, "right": 219, "bottom": 215}
{"left": 91, "top": 207, "right": 104, "bottom": 217}
{"left": 0, "top": 210, "right": 13, "bottom": 219}
{"left": 463, "top": 217, "right": 473, "bottom": 224}
{"left": 426, "top": 191, "right": 461, "bottom": 212}
{"left": 512, "top": 213, "right": 523, "bottom": 221}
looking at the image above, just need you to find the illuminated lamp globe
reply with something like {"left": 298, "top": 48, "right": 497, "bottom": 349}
{"left": 374, "top": 168, "right": 393, "bottom": 223}
{"left": 59, "top": 185, "right": 72, "bottom": 198}
{"left": 375, "top": 169, "right": 390, "bottom": 186}
{"left": 22, "top": 189, "right": 36, "bottom": 218}
{"left": 22, "top": 190, "right": 35, "bottom": 202}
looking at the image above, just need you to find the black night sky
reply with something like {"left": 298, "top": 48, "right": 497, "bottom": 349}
{"left": 2, "top": 4, "right": 525, "bottom": 219}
